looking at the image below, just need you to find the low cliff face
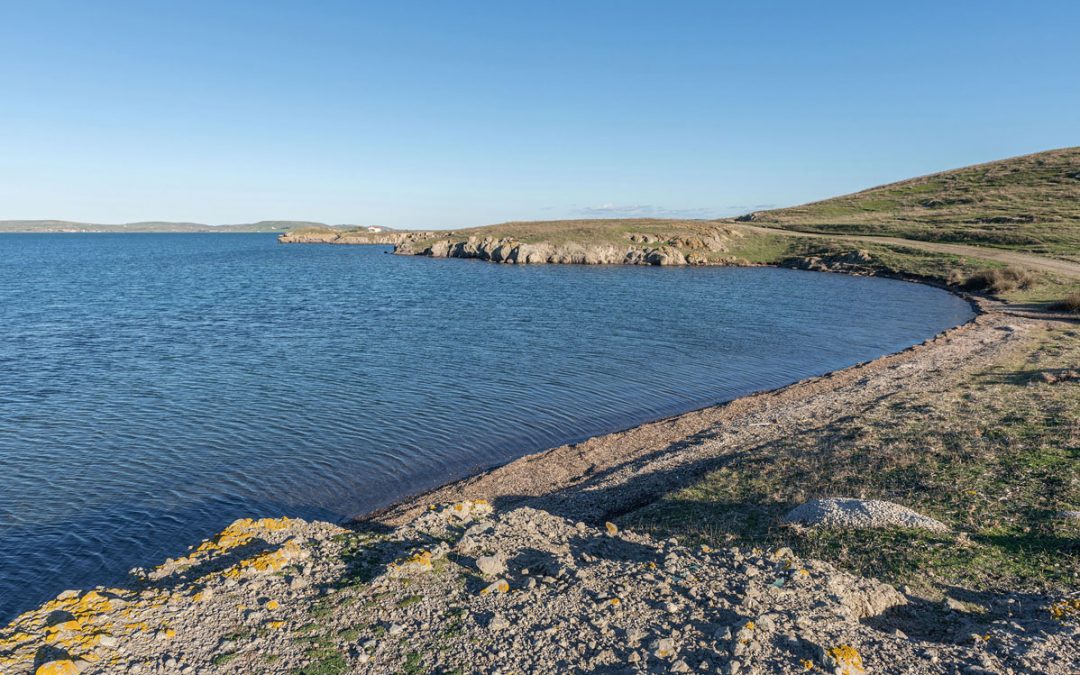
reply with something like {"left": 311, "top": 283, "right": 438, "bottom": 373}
{"left": 781, "top": 250, "right": 878, "bottom": 275}
{"left": 277, "top": 229, "right": 435, "bottom": 246}
{"left": 279, "top": 223, "right": 749, "bottom": 266}
{"left": 277, "top": 225, "right": 908, "bottom": 281}
{"left": 396, "top": 231, "right": 735, "bottom": 266}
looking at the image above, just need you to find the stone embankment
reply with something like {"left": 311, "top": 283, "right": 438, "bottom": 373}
{"left": 3, "top": 502, "right": 1077, "bottom": 674}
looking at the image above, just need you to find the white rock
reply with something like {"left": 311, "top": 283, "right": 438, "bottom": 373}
{"left": 476, "top": 555, "right": 507, "bottom": 576}
{"left": 784, "top": 498, "right": 948, "bottom": 532}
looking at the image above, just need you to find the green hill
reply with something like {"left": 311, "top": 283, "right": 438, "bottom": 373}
{"left": 737, "top": 147, "right": 1080, "bottom": 258}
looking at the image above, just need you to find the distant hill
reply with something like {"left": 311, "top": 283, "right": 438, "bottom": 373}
{"left": 737, "top": 147, "right": 1080, "bottom": 257}
{"left": 0, "top": 220, "right": 373, "bottom": 233}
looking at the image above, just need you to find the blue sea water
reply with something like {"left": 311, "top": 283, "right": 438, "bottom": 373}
{"left": 0, "top": 233, "right": 973, "bottom": 620}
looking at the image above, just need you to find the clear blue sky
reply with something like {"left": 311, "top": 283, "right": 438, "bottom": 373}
{"left": 1, "top": 1, "right": 1077, "bottom": 228}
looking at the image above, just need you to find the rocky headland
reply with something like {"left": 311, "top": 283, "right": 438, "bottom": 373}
{"left": 279, "top": 225, "right": 742, "bottom": 266}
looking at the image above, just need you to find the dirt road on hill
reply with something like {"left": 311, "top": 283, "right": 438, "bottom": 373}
{"left": 738, "top": 224, "right": 1080, "bottom": 280}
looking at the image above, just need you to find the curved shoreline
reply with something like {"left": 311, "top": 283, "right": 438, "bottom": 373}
{"left": 277, "top": 233, "right": 996, "bottom": 528}
{"left": 366, "top": 295, "right": 1000, "bottom": 528}
{"left": 281, "top": 229, "right": 982, "bottom": 302}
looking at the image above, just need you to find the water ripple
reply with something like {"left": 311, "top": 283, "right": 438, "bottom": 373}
{"left": 0, "top": 234, "right": 973, "bottom": 620}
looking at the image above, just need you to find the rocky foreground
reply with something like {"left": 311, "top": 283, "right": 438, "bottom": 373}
{"left": 3, "top": 502, "right": 1077, "bottom": 674}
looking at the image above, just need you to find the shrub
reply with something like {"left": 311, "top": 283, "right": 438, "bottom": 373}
{"left": 952, "top": 267, "right": 1035, "bottom": 294}
{"left": 1050, "top": 293, "right": 1080, "bottom": 313}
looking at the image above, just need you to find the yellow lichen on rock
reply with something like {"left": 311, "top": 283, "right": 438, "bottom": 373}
{"left": 0, "top": 630, "right": 34, "bottom": 648}
{"left": 45, "top": 619, "right": 82, "bottom": 636}
{"left": 155, "top": 517, "right": 297, "bottom": 574}
{"left": 37, "top": 590, "right": 114, "bottom": 620}
{"left": 480, "top": 579, "right": 510, "bottom": 595}
{"left": 221, "top": 538, "right": 305, "bottom": 578}
{"left": 35, "top": 660, "right": 80, "bottom": 675}
{"left": 0, "top": 587, "right": 131, "bottom": 671}
{"left": 1049, "top": 598, "right": 1080, "bottom": 622}
{"left": 440, "top": 499, "right": 494, "bottom": 522}
{"left": 823, "top": 645, "right": 864, "bottom": 675}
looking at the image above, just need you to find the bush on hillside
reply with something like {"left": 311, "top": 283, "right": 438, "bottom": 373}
{"left": 1050, "top": 293, "right": 1080, "bottom": 313}
{"left": 949, "top": 267, "right": 1035, "bottom": 294}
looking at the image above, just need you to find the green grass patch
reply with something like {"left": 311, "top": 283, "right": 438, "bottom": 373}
{"left": 738, "top": 147, "right": 1080, "bottom": 256}
{"left": 396, "top": 594, "right": 423, "bottom": 608}
{"left": 401, "top": 651, "right": 425, "bottom": 675}
{"left": 622, "top": 323, "right": 1080, "bottom": 594}
{"left": 337, "top": 626, "right": 362, "bottom": 642}
{"left": 294, "top": 646, "right": 348, "bottom": 675}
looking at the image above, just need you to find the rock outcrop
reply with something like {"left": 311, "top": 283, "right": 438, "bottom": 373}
{"left": 3, "top": 504, "right": 1075, "bottom": 674}
{"left": 281, "top": 225, "right": 746, "bottom": 267}
{"left": 398, "top": 236, "right": 719, "bottom": 266}
{"left": 782, "top": 250, "right": 876, "bottom": 275}
{"left": 278, "top": 230, "right": 435, "bottom": 246}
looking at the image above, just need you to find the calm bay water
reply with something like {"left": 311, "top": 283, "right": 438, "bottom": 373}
{"left": 0, "top": 234, "right": 973, "bottom": 620}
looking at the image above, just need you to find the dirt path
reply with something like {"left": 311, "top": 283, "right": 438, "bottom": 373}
{"left": 739, "top": 224, "right": 1080, "bottom": 280}
{"left": 373, "top": 302, "right": 1034, "bottom": 527}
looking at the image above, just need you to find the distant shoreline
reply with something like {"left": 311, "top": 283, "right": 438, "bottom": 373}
{"left": 0, "top": 220, "right": 362, "bottom": 234}
{"left": 0, "top": 229, "right": 288, "bottom": 234}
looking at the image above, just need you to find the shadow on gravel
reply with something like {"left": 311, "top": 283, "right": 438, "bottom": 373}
{"left": 864, "top": 585, "right": 1071, "bottom": 646}
{"left": 148, "top": 538, "right": 279, "bottom": 587}
{"left": 505, "top": 547, "right": 565, "bottom": 578}
{"left": 977, "top": 367, "right": 1080, "bottom": 386}
{"left": 485, "top": 439, "right": 757, "bottom": 524}
{"left": 567, "top": 534, "right": 664, "bottom": 566}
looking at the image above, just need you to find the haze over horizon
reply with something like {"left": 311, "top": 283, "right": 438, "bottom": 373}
{"left": 1, "top": 1, "right": 1077, "bottom": 229}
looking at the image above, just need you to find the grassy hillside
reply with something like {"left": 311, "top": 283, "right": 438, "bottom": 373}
{"left": 280, "top": 148, "right": 1080, "bottom": 307}
{"left": 737, "top": 147, "right": 1080, "bottom": 259}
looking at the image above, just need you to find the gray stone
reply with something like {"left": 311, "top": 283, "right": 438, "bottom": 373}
{"left": 784, "top": 498, "right": 949, "bottom": 532}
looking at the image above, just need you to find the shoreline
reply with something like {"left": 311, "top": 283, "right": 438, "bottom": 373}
{"left": 283, "top": 230, "right": 985, "bottom": 305}
{"left": 276, "top": 234, "right": 1017, "bottom": 530}
{"left": 365, "top": 294, "right": 1000, "bottom": 528}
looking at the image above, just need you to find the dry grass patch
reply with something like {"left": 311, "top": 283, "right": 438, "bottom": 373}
{"left": 622, "top": 323, "right": 1080, "bottom": 594}
{"left": 949, "top": 267, "right": 1036, "bottom": 294}
{"left": 1051, "top": 293, "right": 1080, "bottom": 313}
